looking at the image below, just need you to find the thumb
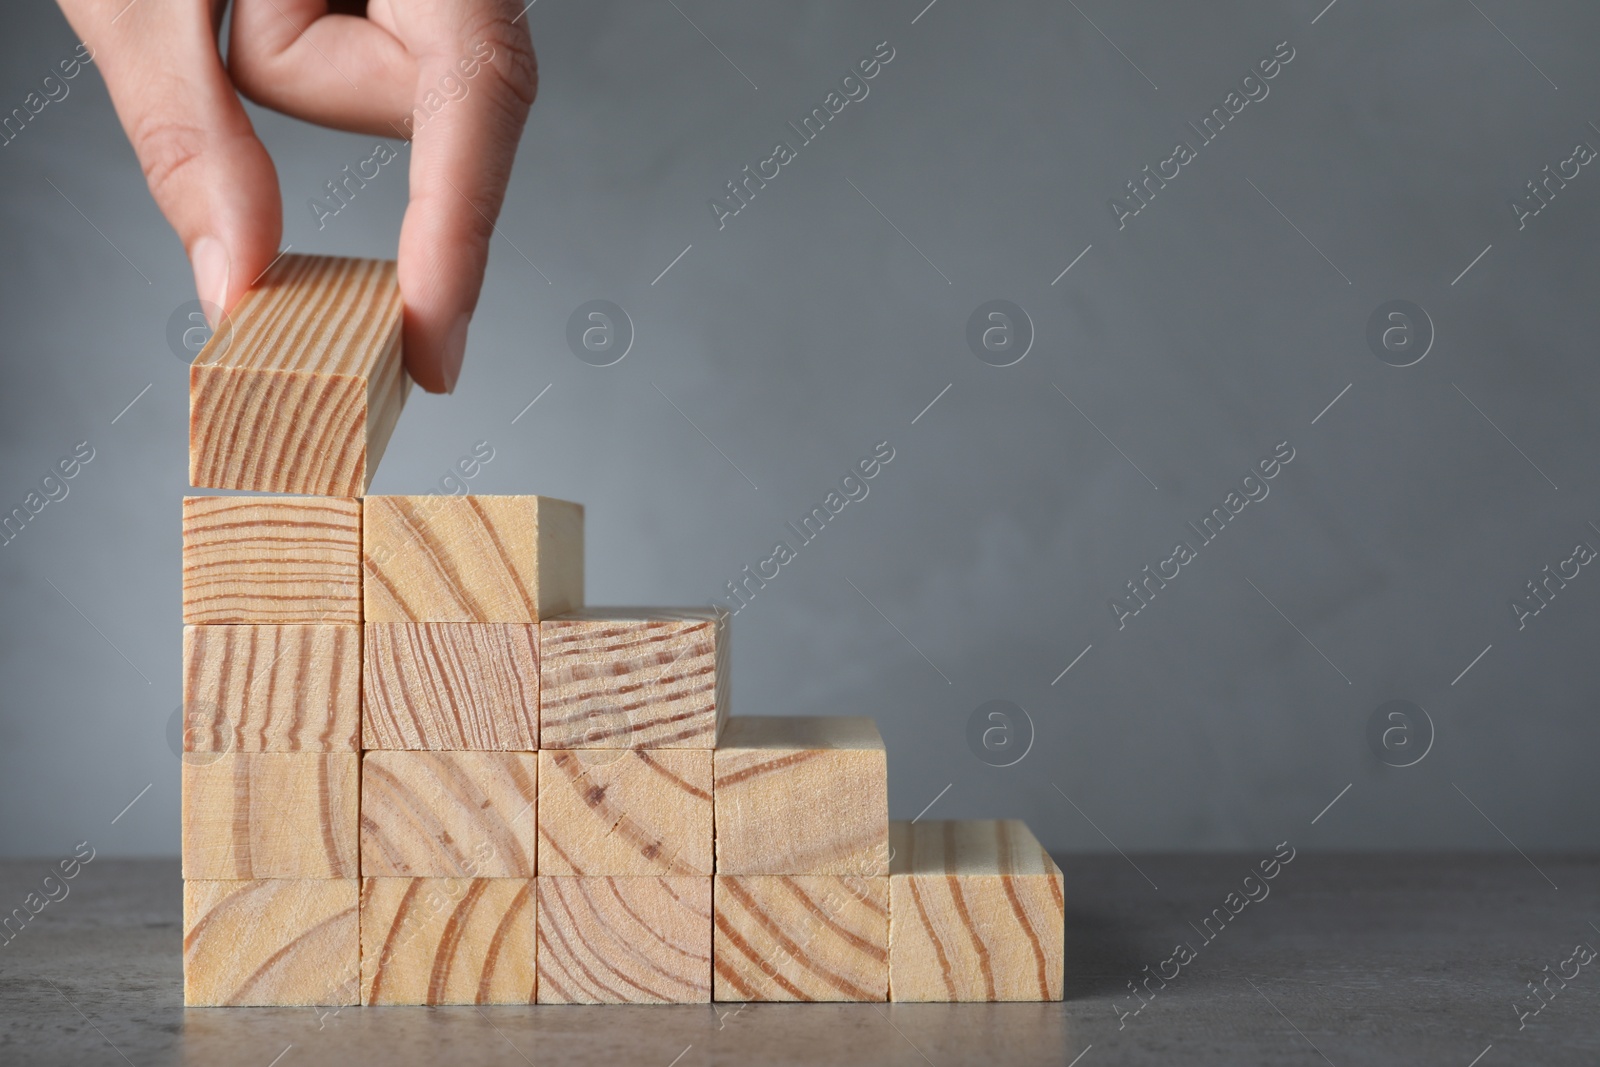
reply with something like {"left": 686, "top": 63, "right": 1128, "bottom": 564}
{"left": 60, "top": 0, "right": 281, "bottom": 318}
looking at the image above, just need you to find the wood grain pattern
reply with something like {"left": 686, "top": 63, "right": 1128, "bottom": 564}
{"left": 362, "top": 623, "right": 539, "bottom": 750}
{"left": 182, "top": 496, "right": 362, "bottom": 625}
{"left": 360, "top": 752, "right": 538, "bottom": 877}
{"left": 713, "top": 876, "right": 888, "bottom": 1002}
{"left": 184, "top": 879, "right": 360, "bottom": 1006}
{"left": 189, "top": 253, "right": 409, "bottom": 496}
{"left": 537, "top": 750, "right": 712, "bottom": 876}
{"left": 360, "top": 878, "right": 536, "bottom": 1005}
{"left": 539, "top": 608, "right": 728, "bottom": 749}
{"left": 183, "top": 624, "right": 360, "bottom": 752}
{"left": 182, "top": 753, "right": 358, "bottom": 879}
{"left": 713, "top": 717, "right": 888, "bottom": 876}
{"left": 887, "top": 820, "right": 1064, "bottom": 1002}
{"left": 536, "top": 877, "right": 711, "bottom": 1003}
{"left": 363, "top": 495, "right": 584, "bottom": 623}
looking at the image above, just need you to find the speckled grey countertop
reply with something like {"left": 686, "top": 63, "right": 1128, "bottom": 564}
{"left": 1, "top": 855, "right": 1596, "bottom": 1066}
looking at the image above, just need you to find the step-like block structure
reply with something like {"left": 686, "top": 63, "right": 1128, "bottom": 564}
{"left": 178, "top": 256, "right": 1061, "bottom": 1006}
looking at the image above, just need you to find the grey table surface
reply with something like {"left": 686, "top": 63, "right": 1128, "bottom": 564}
{"left": 1, "top": 855, "right": 1595, "bottom": 1066}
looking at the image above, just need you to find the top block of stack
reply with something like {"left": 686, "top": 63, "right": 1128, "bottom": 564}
{"left": 364, "top": 495, "right": 584, "bottom": 622}
{"left": 190, "top": 253, "right": 409, "bottom": 496}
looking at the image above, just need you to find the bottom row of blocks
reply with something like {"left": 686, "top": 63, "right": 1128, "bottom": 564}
{"left": 184, "top": 822, "right": 1064, "bottom": 1005}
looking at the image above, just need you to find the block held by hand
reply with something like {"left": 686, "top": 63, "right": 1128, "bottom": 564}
{"left": 189, "top": 253, "right": 409, "bottom": 496}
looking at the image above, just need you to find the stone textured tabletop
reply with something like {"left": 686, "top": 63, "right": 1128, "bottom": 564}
{"left": 1, "top": 855, "right": 1596, "bottom": 1066}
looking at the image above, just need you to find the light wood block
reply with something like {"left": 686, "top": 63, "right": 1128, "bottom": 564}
{"left": 536, "top": 877, "right": 711, "bottom": 1003}
{"left": 537, "top": 750, "right": 711, "bottom": 876}
{"left": 362, "top": 623, "right": 539, "bottom": 750}
{"left": 183, "top": 624, "right": 360, "bottom": 752}
{"left": 360, "top": 752, "right": 538, "bottom": 877}
{"left": 182, "top": 496, "right": 361, "bottom": 625}
{"left": 713, "top": 717, "right": 888, "bottom": 876}
{"left": 189, "top": 253, "right": 409, "bottom": 496}
{"left": 181, "top": 753, "right": 358, "bottom": 879}
{"left": 888, "top": 820, "right": 1064, "bottom": 1002}
{"left": 713, "top": 876, "right": 887, "bottom": 1002}
{"left": 539, "top": 608, "right": 728, "bottom": 749}
{"left": 360, "top": 878, "right": 535, "bottom": 1005}
{"left": 363, "top": 495, "right": 583, "bottom": 623}
{"left": 184, "top": 879, "right": 359, "bottom": 1006}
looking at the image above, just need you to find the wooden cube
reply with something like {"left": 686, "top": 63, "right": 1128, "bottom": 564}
{"left": 363, "top": 494, "right": 583, "bottom": 624}
{"left": 713, "top": 717, "right": 888, "bottom": 876}
{"left": 888, "top": 820, "right": 1064, "bottom": 1002}
{"left": 713, "top": 876, "right": 887, "bottom": 1002}
{"left": 360, "top": 752, "right": 538, "bottom": 877}
{"left": 360, "top": 878, "right": 535, "bottom": 1004}
{"left": 181, "top": 753, "right": 358, "bottom": 879}
{"left": 538, "top": 750, "right": 711, "bottom": 876}
{"left": 362, "top": 623, "right": 539, "bottom": 750}
{"left": 183, "top": 624, "right": 360, "bottom": 752}
{"left": 189, "top": 253, "right": 408, "bottom": 496}
{"left": 539, "top": 608, "right": 728, "bottom": 749}
{"left": 183, "top": 879, "right": 359, "bottom": 1006}
{"left": 537, "top": 877, "right": 710, "bottom": 1003}
{"left": 182, "top": 496, "right": 361, "bottom": 624}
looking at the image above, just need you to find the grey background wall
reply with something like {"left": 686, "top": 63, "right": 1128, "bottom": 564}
{"left": 2, "top": 0, "right": 1597, "bottom": 859}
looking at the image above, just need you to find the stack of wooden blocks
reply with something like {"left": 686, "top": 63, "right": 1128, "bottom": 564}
{"left": 179, "top": 253, "right": 1064, "bottom": 1007}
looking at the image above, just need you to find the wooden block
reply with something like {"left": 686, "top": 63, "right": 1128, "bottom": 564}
{"left": 537, "top": 750, "right": 712, "bottom": 876}
{"left": 189, "top": 253, "right": 408, "bottom": 496}
{"left": 539, "top": 608, "right": 728, "bottom": 749}
{"left": 713, "top": 717, "right": 888, "bottom": 876}
{"left": 183, "top": 624, "right": 360, "bottom": 752}
{"left": 362, "top": 623, "right": 539, "bottom": 750}
{"left": 182, "top": 496, "right": 361, "bottom": 625}
{"left": 713, "top": 876, "right": 887, "bottom": 1002}
{"left": 181, "top": 753, "right": 358, "bottom": 878}
{"left": 888, "top": 820, "right": 1064, "bottom": 1002}
{"left": 184, "top": 879, "right": 359, "bottom": 1006}
{"left": 536, "top": 877, "right": 710, "bottom": 1003}
{"left": 361, "top": 878, "right": 535, "bottom": 1005}
{"left": 360, "top": 752, "right": 538, "bottom": 877}
{"left": 363, "top": 495, "right": 584, "bottom": 623}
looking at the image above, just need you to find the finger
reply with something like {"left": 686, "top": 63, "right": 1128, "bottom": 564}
{"left": 228, "top": 0, "right": 415, "bottom": 136}
{"left": 57, "top": 0, "right": 282, "bottom": 319}
{"left": 395, "top": 6, "right": 536, "bottom": 392}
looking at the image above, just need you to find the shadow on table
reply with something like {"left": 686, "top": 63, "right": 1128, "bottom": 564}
{"left": 1063, "top": 905, "right": 1149, "bottom": 1000}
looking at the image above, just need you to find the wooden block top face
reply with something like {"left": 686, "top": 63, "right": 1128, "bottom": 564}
{"left": 538, "top": 751, "right": 712, "bottom": 876}
{"left": 360, "top": 752, "right": 538, "bottom": 877}
{"left": 182, "top": 753, "right": 358, "bottom": 879}
{"left": 537, "top": 877, "right": 711, "bottom": 1004}
{"left": 717, "top": 715, "right": 883, "bottom": 752}
{"left": 540, "top": 609, "right": 727, "bottom": 749}
{"left": 183, "top": 624, "right": 360, "bottom": 752}
{"left": 363, "top": 495, "right": 584, "bottom": 623}
{"left": 184, "top": 879, "right": 359, "bottom": 1006}
{"left": 361, "top": 878, "right": 535, "bottom": 1005}
{"left": 713, "top": 876, "right": 888, "bottom": 1002}
{"left": 888, "top": 821, "right": 1064, "bottom": 1002}
{"left": 713, "top": 717, "right": 888, "bottom": 876}
{"left": 363, "top": 623, "right": 539, "bottom": 750}
{"left": 189, "top": 254, "right": 407, "bottom": 495}
{"left": 888, "top": 820, "right": 1062, "bottom": 879}
{"left": 194, "top": 255, "right": 401, "bottom": 376}
{"left": 182, "top": 496, "right": 362, "bottom": 624}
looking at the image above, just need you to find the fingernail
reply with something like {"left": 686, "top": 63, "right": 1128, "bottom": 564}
{"left": 190, "top": 236, "right": 230, "bottom": 328}
{"left": 440, "top": 313, "right": 470, "bottom": 394}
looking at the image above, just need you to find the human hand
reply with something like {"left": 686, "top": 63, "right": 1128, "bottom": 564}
{"left": 55, "top": 0, "right": 537, "bottom": 393}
